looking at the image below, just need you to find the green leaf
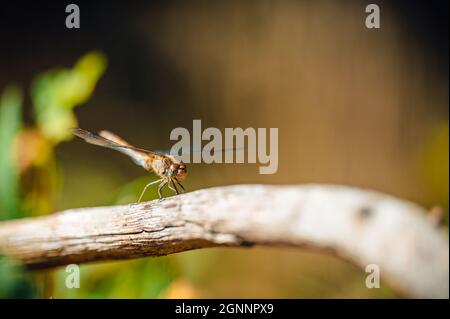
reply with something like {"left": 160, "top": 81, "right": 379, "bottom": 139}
{"left": 0, "top": 256, "right": 38, "bottom": 298}
{"left": 31, "top": 51, "right": 107, "bottom": 143}
{"left": 0, "top": 86, "right": 23, "bottom": 220}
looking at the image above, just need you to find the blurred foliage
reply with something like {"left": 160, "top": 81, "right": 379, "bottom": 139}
{"left": 0, "top": 257, "right": 38, "bottom": 298}
{"left": 420, "top": 123, "right": 449, "bottom": 213}
{"left": 53, "top": 258, "right": 180, "bottom": 298}
{"left": 20, "top": 51, "right": 106, "bottom": 217}
{"left": 0, "top": 49, "right": 191, "bottom": 300}
{"left": 0, "top": 51, "right": 107, "bottom": 298}
{"left": 0, "top": 86, "right": 22, "bottom": 220}
{"left": 32, "top": 51, "right": 107, "bottom": 143}
{"left": 419, "top": 122, "right": 449, "bottom": 226}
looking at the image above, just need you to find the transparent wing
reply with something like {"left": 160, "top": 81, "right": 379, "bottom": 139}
{"left": 71, "top": 128, "right": 165, "bottom": 169}
{"left": 156, "top": 146, "right": 246, "bottom": 156}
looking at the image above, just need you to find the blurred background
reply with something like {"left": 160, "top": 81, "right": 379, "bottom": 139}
{"left": 0, "top": 0, "right": 448, "bottom": 298}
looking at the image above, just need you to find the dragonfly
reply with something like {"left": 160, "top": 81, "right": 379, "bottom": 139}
{"left": 71, "top": 128, "right": 187, "bottom": 202}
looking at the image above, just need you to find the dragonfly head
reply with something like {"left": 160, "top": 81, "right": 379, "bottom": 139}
{"left": 169, "top": 162, "right": 187, "bottom": 181}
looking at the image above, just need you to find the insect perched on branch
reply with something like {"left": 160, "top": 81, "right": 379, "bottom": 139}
{"left": 71, "top": 128, "right": 187, "bottom": 201}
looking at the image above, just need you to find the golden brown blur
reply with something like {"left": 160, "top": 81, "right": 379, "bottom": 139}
{"left": 0, "top": 0, "right": 448, "bottom": 298}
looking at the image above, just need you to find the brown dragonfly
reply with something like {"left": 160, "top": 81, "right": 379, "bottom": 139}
{"left": 71, "top": 128, "right": 187, "bottom": 202}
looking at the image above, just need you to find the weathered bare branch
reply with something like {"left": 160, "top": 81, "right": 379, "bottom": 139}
{"left": 0, "top": 184, "right": 447, "bottom": 298}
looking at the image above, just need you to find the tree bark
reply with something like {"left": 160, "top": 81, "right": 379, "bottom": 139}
{"left": 0, "top": 184, "right": 447, "bottom": 298}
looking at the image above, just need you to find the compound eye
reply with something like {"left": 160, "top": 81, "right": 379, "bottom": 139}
{"left": 177, "top": 165, "right": 186, "bottom": 175}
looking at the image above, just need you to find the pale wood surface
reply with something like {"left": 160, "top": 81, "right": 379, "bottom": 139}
{"left": 0, "top": 184, "right": 448, "bottom": 298}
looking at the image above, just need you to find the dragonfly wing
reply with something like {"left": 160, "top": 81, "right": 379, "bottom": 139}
{"left": 71, "top": 128, "right": 121, "bottom": 149}
{"left": 156, "top": 147, "right": 246, "bottom": 156}
{"left": 71, "top": 128, "right": 154, "bottom": 170}
{"left": 99, "top": 130, "right": 133, "bottom": 147}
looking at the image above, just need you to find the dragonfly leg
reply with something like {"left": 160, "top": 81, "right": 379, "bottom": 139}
{"left": 157, "top": 180, "right": 168, "bottom": 199}
{"left": 174, "top": 179, "right": 185, "bottom": 193}
{"left": 138, "top": 179, "right": 162, "bottom": 203}
{"left": 167, "top": 183, "right": 175, "bottom": 193}
{"left": 169, "top": 180, "right": 180, "bottom": 195}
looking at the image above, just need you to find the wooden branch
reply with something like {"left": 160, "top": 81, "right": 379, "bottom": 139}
{"left": 0, "top": 184, "right": 448, "bottom": 298}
